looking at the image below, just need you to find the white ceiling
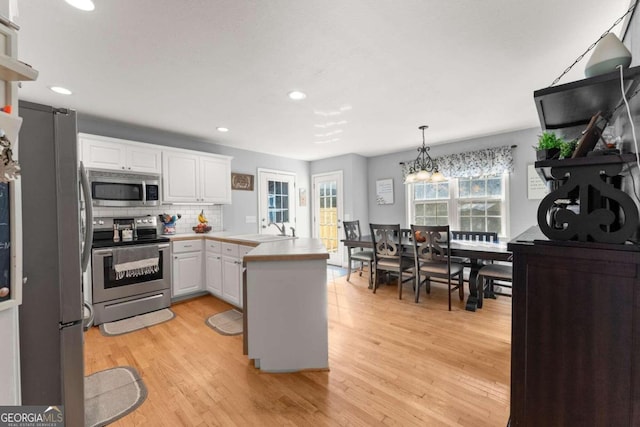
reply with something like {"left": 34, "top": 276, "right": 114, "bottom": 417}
{"left": 14, "top": 0, "right": 632, "bottom": 160}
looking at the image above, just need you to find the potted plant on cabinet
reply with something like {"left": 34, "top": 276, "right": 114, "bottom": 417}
{"left": 535, "top": 132, "right": 577, "bottom": 160}
{"left": 535, "top": 131, "right": 563, "bottom": 160}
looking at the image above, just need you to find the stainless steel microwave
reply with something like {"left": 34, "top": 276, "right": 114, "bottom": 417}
{"left": 87, "top": 169, "right": 161, "bottom": 207}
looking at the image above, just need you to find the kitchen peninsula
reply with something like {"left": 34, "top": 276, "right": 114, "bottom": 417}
{"left": 243, "top": 238, "right": 329, "bottom": 372}
{"left": 170, "top": 233, "right": 329, "bottom": 372}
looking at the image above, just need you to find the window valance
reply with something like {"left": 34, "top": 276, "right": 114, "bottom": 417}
{"left": 402, "top": 145, "right": 514, "bottom": 179}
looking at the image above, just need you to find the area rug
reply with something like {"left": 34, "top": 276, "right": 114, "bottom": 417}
{"left": 99, "top": 308, "right": 175, "bottom": 336}
{"left": 85, "top": 366, "right": 147, "bottom": 427}
{"left": 205, "top": 309, "right": 243, "bottom": 335}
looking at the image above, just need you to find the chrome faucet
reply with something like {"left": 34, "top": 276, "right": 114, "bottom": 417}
{"left": 268, "top": 222, "right": 287, "bottom": 236}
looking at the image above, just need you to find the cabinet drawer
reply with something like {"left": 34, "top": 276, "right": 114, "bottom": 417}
{"left": 238, "top": 245, "right": 253, "bottom": 257}
{"left": 221, "top": 242, "right": 239, "bottom": 257}
{"left": 173, "top": 239, "right": 203, "bottom": 254}
{"left": 205, "top": 239, "right": 222, "bottom": 253}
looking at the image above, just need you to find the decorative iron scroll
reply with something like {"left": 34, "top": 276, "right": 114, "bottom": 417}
{"left": 537, "top": 162, "right": 638, "bottom": 244}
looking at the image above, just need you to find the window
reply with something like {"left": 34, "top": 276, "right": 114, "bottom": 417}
{"left": 267, "top": 180, "right": 290, "bottom": 223}
{"left": 412, "top": 181, "right": 450, "bottom": 226}
{"left": 407, "top": 173, "right": 508, "bottom": 236}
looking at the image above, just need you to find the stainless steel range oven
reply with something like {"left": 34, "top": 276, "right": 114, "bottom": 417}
{"left": 91, "top": 216, "right": 171, "bottom": 324}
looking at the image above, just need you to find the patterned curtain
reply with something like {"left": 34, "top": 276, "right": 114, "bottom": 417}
{"left": 401, "top": 145, "right": 514, "bottom": 179}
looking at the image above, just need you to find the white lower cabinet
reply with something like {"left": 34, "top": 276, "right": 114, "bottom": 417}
{"left": 222, "top": 255, "right": 242, "bottom": 306}
{"left": 173, "top": 238, "right": 252, "bottom": 307}
{"left": 205, "top": 240, "right": 223, "bottom": 298}
{"left": 216, "top": 242, "right": 253, "bottom": 308}
{"left": 172, "top": 240, "right": 204, "bottom": 297}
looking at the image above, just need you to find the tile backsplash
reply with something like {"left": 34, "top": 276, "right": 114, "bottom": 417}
{"left": 93, "top": 205, "right": 223, "bottom": 234}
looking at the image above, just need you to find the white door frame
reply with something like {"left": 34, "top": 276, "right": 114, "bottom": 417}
{"left": 257, "top": 168, "right": 297, "bottom": 235}
{"left": 312, "top": 171, "right": 344, "bottom": 266}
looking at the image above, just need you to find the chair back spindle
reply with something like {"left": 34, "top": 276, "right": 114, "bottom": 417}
{"left": 450, "top": 230, "right": 498, "bottom": 243}
{"left": 344, "top": 221, "right": 361, "bottom": 241}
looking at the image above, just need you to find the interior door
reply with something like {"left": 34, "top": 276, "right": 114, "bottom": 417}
{"left": 312, "top": 171, "right": 343, "bottom": 265}
{"left": 258, "top": 170, "right": 296, "bottom": 235}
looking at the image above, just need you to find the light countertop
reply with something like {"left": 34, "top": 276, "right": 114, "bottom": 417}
{"left": 243, "top": 238, "right": 329, "bottom": 262}
{"left": 167, "top": 233, "right": 327, "bottom": 261}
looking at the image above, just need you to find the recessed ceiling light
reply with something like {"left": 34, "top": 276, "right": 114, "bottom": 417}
{"left": 64, "top": 0, "right": 95, "bottom": 11}
{"left": 288, "top": 91, "right": 307, "bottom": 100}
{"left": 50, "top": 86, "right": 72, "bottom": 95}
{"left": 216, "top": 127, "right": 229, "bottom": 132}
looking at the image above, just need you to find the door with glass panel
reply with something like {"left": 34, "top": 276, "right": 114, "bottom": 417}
{"left": 312, "top": 172, "right": 343, "bottom": 265}
{"left": 258, "top": 170, "right": 296, "bottom": 236}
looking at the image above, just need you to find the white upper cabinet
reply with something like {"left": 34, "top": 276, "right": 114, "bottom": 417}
{"left": 162, "top": 150, "right": 200, "bottom": 202}
{"left": 79, "top": 133, "right": 162, "bottom": 174}
{"left": 162, "top": 149, "right": 231, "bottom": 204}
{"left": 200, "top": 155, "right": 231, "bottom": 203}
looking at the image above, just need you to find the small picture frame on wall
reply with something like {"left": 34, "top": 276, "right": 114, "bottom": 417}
{"left": 376, "top": 178, "right": 394, "bottom": 205}
{"left": 299, "top": 188, "right": 307, "bottom": 207}
{"left": 527, "top": 164, "right": 548, "bottom": 199}
{"left": 231, "top": 173, "right": 254, "bottom": 191}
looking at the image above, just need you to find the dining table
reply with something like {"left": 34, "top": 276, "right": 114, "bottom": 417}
{"left": 341, "top": 234, "right": 512, "bottom": 311}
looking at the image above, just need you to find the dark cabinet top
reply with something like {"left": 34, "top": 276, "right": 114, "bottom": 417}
{"left": 534, "top": 65, "right": 640, "bottom": 140}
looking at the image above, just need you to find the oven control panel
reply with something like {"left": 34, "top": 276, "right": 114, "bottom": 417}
{"left": 93, "top": 216, "right": 158, "bottom": 231}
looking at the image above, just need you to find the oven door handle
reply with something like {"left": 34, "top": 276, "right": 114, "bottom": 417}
{"left": 93, "top": 243, "right": 170, "bottom": 257}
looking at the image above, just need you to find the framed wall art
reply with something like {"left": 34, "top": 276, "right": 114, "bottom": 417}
{"left": 527, "top": 164, "right": 548, "bottom": 200}
{"left": 299, "top": 187, "right": 307, "bottom": 207}
{"left": 376, "top": 178, "right": 394, "bottom": 205}
{"left": 231, "top": 173, "right": 254, "bottom": 191}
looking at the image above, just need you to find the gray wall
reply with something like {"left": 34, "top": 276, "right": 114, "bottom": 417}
{"left": 366, "top": 127, "right": 542, "bottom": 239}
{"left": 80, "top": 113, "right": 541, "bottom": 240}
{"left": 79, "top": 114, "right": 311, "bottom": 237}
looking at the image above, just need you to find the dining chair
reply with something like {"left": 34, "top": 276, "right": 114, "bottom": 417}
{"left": 343, "top": 220, "right": 374, "bottom": 287}
{"left": 477, "top": 260, "right": 512, "bottom": 308}
{"left": 369, "top": 223, "right": 415, "bottom": 298}
{"left": 449, "top": 230, "right": 500, "bottom": 278}
{"left": 411, "top": 224, "right": 464, "bottom": 311}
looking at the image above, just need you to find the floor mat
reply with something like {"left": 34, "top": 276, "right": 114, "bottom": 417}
{"left": 99, "top": 308, "right": 175, "bottom": 336}
{"left": 85, "top": 366, "right": 147, "bottom": 427}
{"left": 327, "top": 265, "right": 348, "bottom": 276}
{"left": 205, "top": 309, "right": 243, "bottom": 336}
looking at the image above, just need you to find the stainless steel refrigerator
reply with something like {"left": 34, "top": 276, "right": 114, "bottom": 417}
{"left": 18, "top": 100, "right": 92, "bottom": 426}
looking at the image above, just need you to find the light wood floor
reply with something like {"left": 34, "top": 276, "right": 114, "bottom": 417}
{"left": 85, "top": 271, "right": 511, "bottom": 426}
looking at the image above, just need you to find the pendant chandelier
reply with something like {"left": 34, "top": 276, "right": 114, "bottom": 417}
{"left": 404, "top": 125, "right": 444, "bottom": 184}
